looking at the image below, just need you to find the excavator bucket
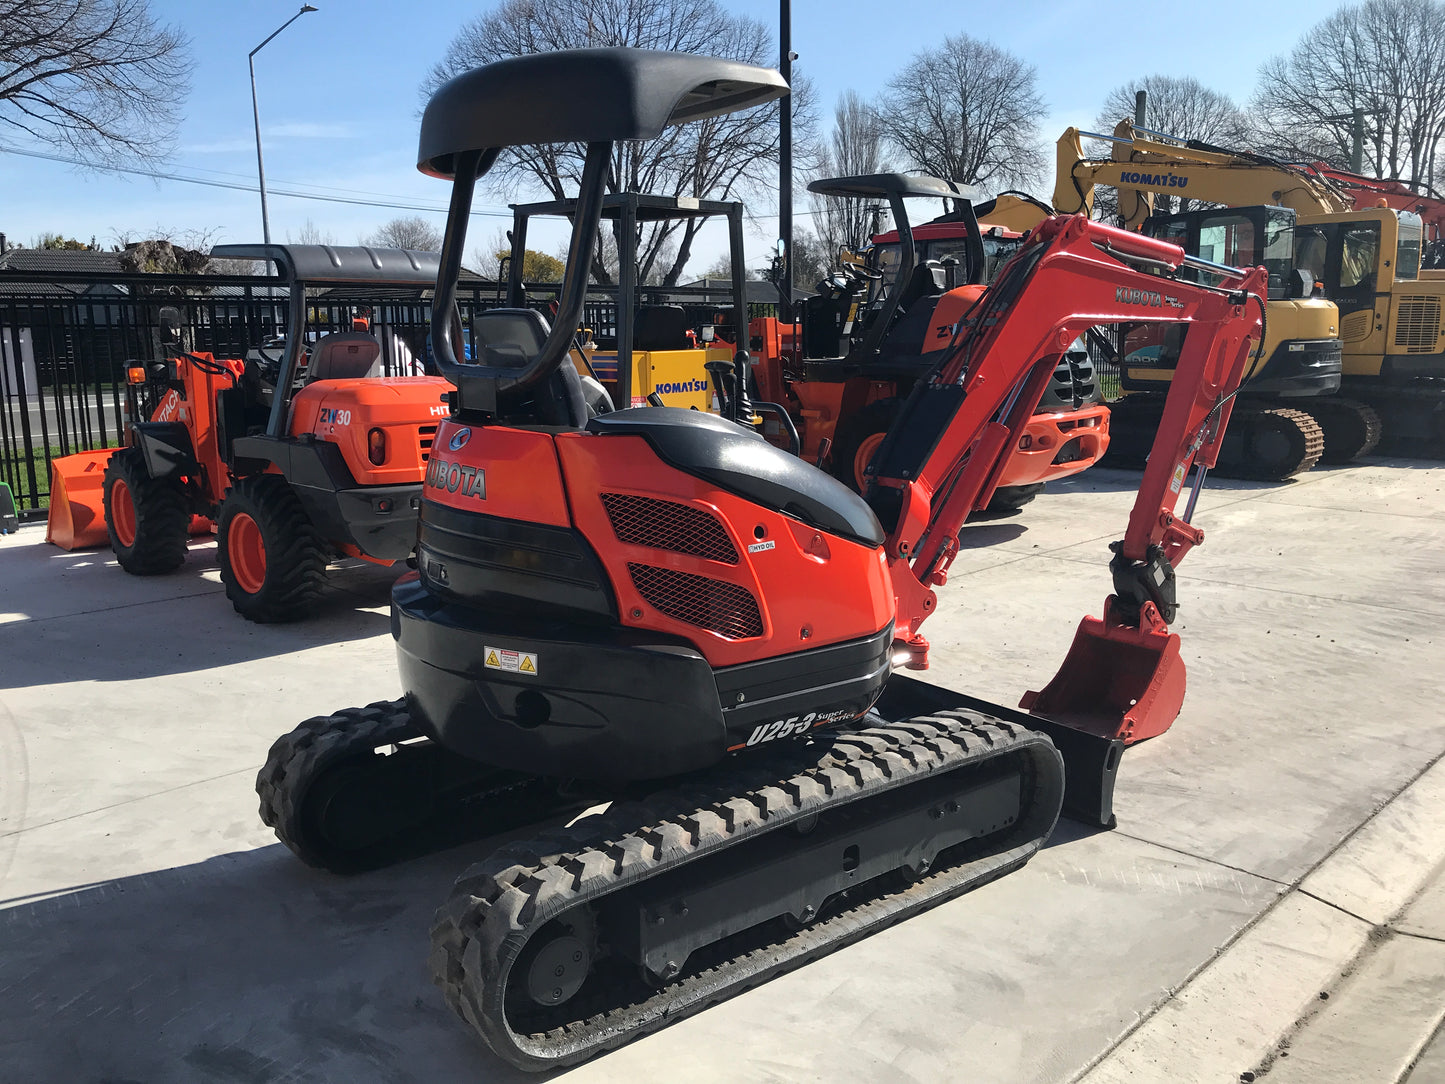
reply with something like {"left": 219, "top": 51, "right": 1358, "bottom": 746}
{"left": 1020, "top": 597, "right": 1185, "bottom": 745}
{"left": 45, "top": 450, "right": 115, "bottom": 550}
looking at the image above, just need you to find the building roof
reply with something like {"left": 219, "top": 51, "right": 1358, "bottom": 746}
{"left": 0, "top": 248, "right": 125, "bottom": 274}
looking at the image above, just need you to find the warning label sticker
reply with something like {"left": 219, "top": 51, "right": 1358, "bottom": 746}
{"left": 484, "top": 645, "right": 538, "bottom": 676}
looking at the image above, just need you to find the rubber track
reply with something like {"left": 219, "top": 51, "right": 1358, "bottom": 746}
{"left": 430, "top": 710, "right": 1061, "bottom": 1072}
{"left": 1230, "top": 405, "right": 1325, "bottom": 480}
{"left": 1308, "top": 397, "right": 1383, "bottom": 463}
{"left": 1355, "top": 384, "right": 1445, "bottom": 459}
{"left": 104, "top": 447, "right": 189, "bottom": 575}
{"left": 257, "top": 699, "right": 419, "bottom": 869}
{"left": 220, "top": 474, "right": 327, "bottom": 622}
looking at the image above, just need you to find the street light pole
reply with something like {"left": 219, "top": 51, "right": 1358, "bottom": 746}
{"left": 778, "top": 0, "right": 792, "bottom": 317}
{"left": 249, "top": 5, "right": 317, "bottom": 245}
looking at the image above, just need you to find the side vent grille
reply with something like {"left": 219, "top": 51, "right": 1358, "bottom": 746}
{"left": 601, "top": 493, "right": 738, "bottom": 563}
{"left": 1394, "top": 297, "right": 1441, "bottom": 353}
{"left": 627, "top": 563, "right": 763, "bottom": 639}
{"left": 419, "top": 424, "right": 438, "bottom": 461}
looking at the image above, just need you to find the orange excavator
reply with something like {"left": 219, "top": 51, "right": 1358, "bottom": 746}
{"left": 45, "top": 246, "right": 455, "bottom": 621}
{"left": 1307, "top": 164, "right": 1445, "bottom": 268}
{"left": 256, "top": 48, "right": 1266, "bottom": 1071}
{"left": 747, "top": 176, "right": 1108, "bottom": 511}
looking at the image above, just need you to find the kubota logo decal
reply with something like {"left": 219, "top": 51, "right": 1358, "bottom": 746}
{"left": 1116, "top": 287, "right": 1163, "bottom": 308}
{"left": 1118, "top": 170, "right": 1190, "bottom": 189}
{"left": 426, "top": 457, "right": 486, "bottom": 499}
{"left": 448, "top": 427, "right": 471, "bottom": 451}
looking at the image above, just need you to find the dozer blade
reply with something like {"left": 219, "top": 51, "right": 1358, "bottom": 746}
{"left": 431, "top": 708, "right": 1064, "bottom": 1072}
{"left": 45, "top": 450, "right": 115, "bottom": 550}
{"left": 1021, "top": 596, "right": 1184, "bottom": 746}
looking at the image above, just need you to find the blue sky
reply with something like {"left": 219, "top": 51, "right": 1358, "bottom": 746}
{"left": 0, "top": 0, "right": 1340, "bottom": 274}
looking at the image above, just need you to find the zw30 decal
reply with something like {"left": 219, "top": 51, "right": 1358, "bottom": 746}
{"left": 425, "top": 457, "right": 486, "bottom": 499}
{"left": 318, "top": 408, "right": 352, "bottom": 426}
{"left": 1118, "top": 170, "right": 1190, "bottom": 189}
{"left": 1116, "top": 287, "right": 1163, "bottom": 308}
{"left": 653, "top": 378, "right": 710, "bottom": 395}
{"left": 743, "top": 707, "right": 855, "bottom": 747}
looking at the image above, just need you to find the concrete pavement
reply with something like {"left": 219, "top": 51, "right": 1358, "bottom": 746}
{"left": 0, "top": 458, "right": 1441, "bottom": 1083}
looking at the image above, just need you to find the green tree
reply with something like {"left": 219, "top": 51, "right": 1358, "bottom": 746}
{"left": 499, "top": 248, "right": 565, "bottom": 282}
{"left": 33, "top": 234, "right": 93, "bottom": 250}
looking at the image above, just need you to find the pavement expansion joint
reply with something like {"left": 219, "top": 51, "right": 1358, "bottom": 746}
{"left": 1079, "top": 749, "right": 1445, "bottom": 1084}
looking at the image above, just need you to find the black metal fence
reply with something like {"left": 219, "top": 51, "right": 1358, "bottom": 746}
{"left": 0, "top": 269, "right": 775, "bottom": 517}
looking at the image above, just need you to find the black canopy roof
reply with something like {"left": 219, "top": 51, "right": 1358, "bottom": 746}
{"left": 211, "top": 244, "right": 442, "bottom": 286}
{"left": 418, "top": 48, "right": 788, "bottom": 178}
{"left": 807, "top": 173, "right": 981, "bottom": 202}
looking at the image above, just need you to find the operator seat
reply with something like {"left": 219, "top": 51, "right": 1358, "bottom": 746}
{"left": 586, "top": 407, "right": 884, "bottom": 546}
{"left": 634, "top": 305, "right": 691, "bottom": 351}
{"left": 473, "top": 307, "right": 611, "bottom": 425}
{"left": 306, "top": 331, "right": 381, "bottom": 382}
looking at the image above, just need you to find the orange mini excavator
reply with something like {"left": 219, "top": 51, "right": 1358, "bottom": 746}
{"left": 258, "top": 48, "right": 1266, "bottom": 1070}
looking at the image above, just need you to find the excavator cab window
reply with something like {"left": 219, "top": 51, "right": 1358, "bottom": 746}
{"left": 1396, "top": 214, "right": 1423, "bottom": 281}
{"left": 1336, "top": 223, "right": 1381, "bottom": 292}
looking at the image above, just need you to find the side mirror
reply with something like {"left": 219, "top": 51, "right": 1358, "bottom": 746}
{"left": 158, "top": 306, "right": 184, "bottom": 345}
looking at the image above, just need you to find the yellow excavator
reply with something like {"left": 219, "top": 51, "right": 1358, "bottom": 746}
{"left": 1059, "top": 120, "right": 1445, "bottom": 460}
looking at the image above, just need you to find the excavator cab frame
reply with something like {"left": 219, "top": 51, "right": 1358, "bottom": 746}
{"left": 501, "top": 191, "right": 747, "bottom": 411}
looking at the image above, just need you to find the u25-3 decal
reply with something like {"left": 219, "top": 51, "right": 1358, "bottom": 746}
{"left": 742, "top": 706, "right": 855, "bottom": 748}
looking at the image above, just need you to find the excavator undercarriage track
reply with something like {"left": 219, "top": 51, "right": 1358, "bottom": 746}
{"left": 257, "top": 701, "right": 583, "bottom": 873}
{"left": 1105, "top": 395, "right": 1324, "bottom": 480}
{"left": 429, "top": 710, "right": 1064, "bottom": 1072}
{"left": 1355, "top": 382, "right": 1445, "bottom": 459}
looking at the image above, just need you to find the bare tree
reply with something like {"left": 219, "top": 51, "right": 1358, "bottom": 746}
{"left": 0, "top": 0, "right": 189, "bottom": 162}
{"left": 422, "top": 0, "right": 816, "bottom": 287}
{"left": 1088, "top": 75, "right": 1256, "bottom": 220}
{"left": 810, "top": 91, "right": 890, "bottom": 261}
{"left": 1252, "top": 0, "right": 1445, "bottom": 185}
{"left": 365, "top": 216, "right": 444, "bottom": 251}
{"left": 1097, "top": 76, "right": 1254, "bottom": 147}
{"left": 289, "top": 219, "right": 337, "bottom": 246}
{"left": 876, "top": 34, "right": 1046, "bottom": 190}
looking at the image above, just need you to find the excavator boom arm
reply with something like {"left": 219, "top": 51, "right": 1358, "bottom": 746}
{"left": 872, "top": 214, "right": 1264, "bottom": 657}
{"left": 1055, "top": 121, "right": 1352, "bottom": 228}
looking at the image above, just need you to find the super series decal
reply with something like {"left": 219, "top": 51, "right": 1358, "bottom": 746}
{"left": 425, "top": 457, "right": 486, "bottom": 499}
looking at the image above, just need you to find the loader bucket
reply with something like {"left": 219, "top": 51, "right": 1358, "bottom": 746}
{"left": 45, "top": 450, "right": 115, "bottom": 550}
{"left": 1020, "top": 597, "right": 1185, "bottom": 745}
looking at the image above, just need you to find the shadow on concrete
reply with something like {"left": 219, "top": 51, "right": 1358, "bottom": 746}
{"left": 0, "top": 538, "right": 402, "bottom": 689}
{"left": 0, "top": 838, "right": 543, "bottom": 1084}
{"left": 0, "top": 797, "right": 1101, "bottom": 1083}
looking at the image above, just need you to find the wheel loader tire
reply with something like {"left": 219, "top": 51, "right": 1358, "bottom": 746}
{"left": 829, "top": 398, "right": 903, "bottom": 493}
{"left": 102, "top": 447, "right": 189, "bottom": 575}
{"left": 987, "top": 483, "right": 1044, "bottom": 513}
{"left": 217, "top": 475, "right": 326, "bottom": 623}
{"left": 1309, "top": 397, "right": 1383, "bottom": 465}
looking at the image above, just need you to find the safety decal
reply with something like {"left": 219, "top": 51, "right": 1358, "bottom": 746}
{"left": 485, "top": 645, "right": 538, "bottom": 676}
{"left": 1170, "top": 462, "right": 1187, "bottom": 494}
{"left": 747, "top": 540, "right": 775, "bottom": 554}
